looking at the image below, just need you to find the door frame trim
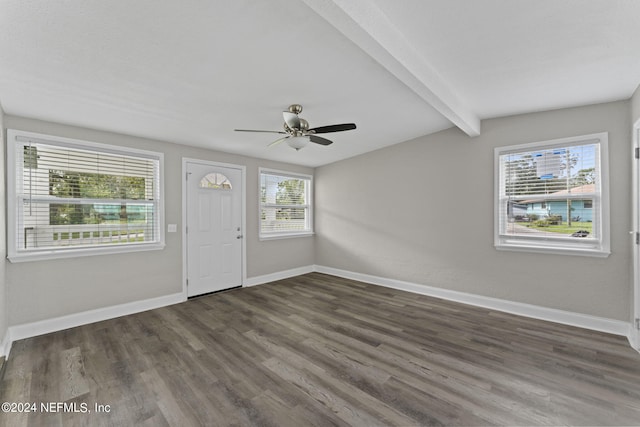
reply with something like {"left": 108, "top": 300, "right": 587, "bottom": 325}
{"left": 181, "top": 158, "right": 247, "bottom": 299}
{"left": 633, "top": 121, "right": 640, "bottom": 350}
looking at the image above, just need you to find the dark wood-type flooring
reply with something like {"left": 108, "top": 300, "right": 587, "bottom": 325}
{"left": 2, "top": 272, "right": 640, "bottom": 426}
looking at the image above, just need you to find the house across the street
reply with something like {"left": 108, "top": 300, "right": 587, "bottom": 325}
{"left": 522, "top": 183, "right": 595, "bottom": 222}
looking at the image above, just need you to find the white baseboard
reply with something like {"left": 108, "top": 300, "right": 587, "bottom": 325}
{"left": 245, "top": 265, "right": 315, "bottom": 287}
{"left": 2, "top": 264, "right": 634, "bottom": 361}
{"left": 9, "top": 292, "right": 185, "bottom": 344}
{"left": 4, "top": 263, "right": 316, "bottom": 357}
{"left": 1, "top": 330, "right": 11, "bottom": 359}
{"left": 314, "top": 265, "right": 631, "bottom": 338}
{"left": 629, "top": 330, "right": 640, "bottom": 352}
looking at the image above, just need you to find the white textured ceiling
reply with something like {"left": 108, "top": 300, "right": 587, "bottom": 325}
{"left": 1, "top": 0, "right": 639, "bottom": 167}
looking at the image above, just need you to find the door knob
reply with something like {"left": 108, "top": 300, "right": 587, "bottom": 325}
{"left": 237, "top": 235, "right": 243, "bottom": 239}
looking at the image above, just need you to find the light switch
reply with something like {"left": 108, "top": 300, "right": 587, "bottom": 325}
{"left": 167, "top": 224, "right": 177, "bottom": 233}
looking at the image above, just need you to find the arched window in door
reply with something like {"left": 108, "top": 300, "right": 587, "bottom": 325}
{"left": 199, "top": 173, "right": 232, "bottom": 190}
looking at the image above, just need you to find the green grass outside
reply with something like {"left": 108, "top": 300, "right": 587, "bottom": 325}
{"left": 525, "top": 221, "right": 592, "bottom": 235}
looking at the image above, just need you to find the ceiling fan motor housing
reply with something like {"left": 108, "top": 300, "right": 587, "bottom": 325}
{"left": 288, "top": 104, "right": 303, "bottom": 114}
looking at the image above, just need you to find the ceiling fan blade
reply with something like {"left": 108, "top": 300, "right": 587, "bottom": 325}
{"left": 308, "top": 123, "right": 356, "bottom": 134}
{"left": 309, "top": 135, "right": 333, "bottom": 146}
{"left": 283, "top": 111, "right": 301, "bottom": 130}
{"left": 235, "top": 129, "right": 287, "bottom": 134}
{"left": 268, "top": 136, "right": 289, "bottom": 147}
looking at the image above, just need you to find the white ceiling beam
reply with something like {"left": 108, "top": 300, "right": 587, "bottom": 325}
{"left": 302, "top": 0, "right": 481, "bottom": 137}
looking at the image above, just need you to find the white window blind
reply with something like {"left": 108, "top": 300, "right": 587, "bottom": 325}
{"left": 495, "top": 133, "right": 609, "bottom": 257}
{"left": 259, "top": 169, "right": 312, "bottom": 238}
{"left": 8, "top": 130, "right": 164, "bottom": 261}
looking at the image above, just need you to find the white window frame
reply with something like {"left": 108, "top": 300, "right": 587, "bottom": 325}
{"left": 259, "top": 168, "right": 313, "bottom": 240}
{"left": 7, "top": 129, "right": 165, "bottom": 262}
{"left": 494, "top": 132, "right": 610, "bottom": 257}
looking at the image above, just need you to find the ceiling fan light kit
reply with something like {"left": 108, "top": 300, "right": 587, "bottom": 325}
{"left": 235, "top": 104, "right": 356, "bottom": 151}
{"left": 286, "top": 136, "right": 310, "bottom": 151}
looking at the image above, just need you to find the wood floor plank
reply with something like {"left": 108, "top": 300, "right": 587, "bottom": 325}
{"left": 58, "top": 347, "right": 90, "bottom": 402}
{"left": 2, "top": 272, "right": 640, "bottom": 426}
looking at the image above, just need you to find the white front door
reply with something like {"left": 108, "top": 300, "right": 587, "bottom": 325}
{"left": 186, "top": 161, "right": 243, "bottom": 297}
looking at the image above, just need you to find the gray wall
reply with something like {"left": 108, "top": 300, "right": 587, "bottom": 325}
{"left": 315, "top": 100, "right": 631, "bottom": 321}
{"left": 5, "top": 115, "right": 314, "bottom": 325}
{"left": 3, "top": 99, "right": 635, "bottom": 329}
{"left": 0, "top": 103, "right": 7, "bottom": 348}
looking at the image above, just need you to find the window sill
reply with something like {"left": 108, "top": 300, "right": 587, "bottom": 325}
{"left": 495, "top": 242, "right": 610, "bottom": 258}
{"left": 8, "top": 242, "right": 165, "bottom": 263}
{"left": 259, "top": 232, "right": 314, "bottom": 241}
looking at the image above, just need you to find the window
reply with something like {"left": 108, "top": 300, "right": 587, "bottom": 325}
{"left": 495, "top": 132, "right": 609, "bottom": 257}
{"left": 200, "top": 173, "right": 232, "bottom": 189}
{"left": 259, "top": 168, "right": 313, "bottom": 239}
{"left": 7, "top": 129, "right": 164, "bottom": 262}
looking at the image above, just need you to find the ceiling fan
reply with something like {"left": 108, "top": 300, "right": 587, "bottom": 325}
{"left": 234, "top": 104, "right": 356, "bottom": 150}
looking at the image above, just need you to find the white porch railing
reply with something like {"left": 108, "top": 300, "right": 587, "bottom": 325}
{"left": 23, "top": 224, "right": 151, "bottom": 249}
